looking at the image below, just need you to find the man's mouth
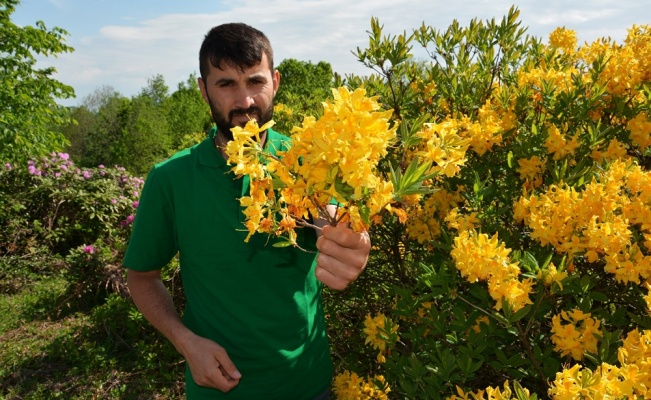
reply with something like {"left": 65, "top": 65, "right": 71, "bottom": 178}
{"left": 230, "top": 107, "right": 260, "bottom": 127}
{"left": 231, "top": 113, "right": 257, "bottom": 127}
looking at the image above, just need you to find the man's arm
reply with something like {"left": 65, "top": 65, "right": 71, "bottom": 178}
{"left": 314, "top": 205, "right": 372, "bottom": 290}
{"left": 126, "top": 269, "right": 241, "bottom": 392}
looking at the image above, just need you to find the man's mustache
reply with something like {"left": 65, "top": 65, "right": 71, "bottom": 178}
{"left": 229, "top": 106, "right": 261, "bottom": 121}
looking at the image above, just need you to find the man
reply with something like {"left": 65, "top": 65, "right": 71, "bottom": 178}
{"left": 124, "top": 23, "right": 371, "bottom": 399}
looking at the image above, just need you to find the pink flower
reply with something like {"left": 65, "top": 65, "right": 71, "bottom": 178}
{"left": 132, "top": 200, "right": 139, "bottom": 208}
{"left": 111, "top": 199, "right": 118, "bottom": 205}
{"left": 28, "top": 165, "right": 36, "bottom": 175}
{"left": 83, "top": 170, "right": 90, "bottom": 179}
{"left": 83, "top": 245, "right": 95, "bottom": 254}
{"left": 4, "top": 163, "right": 11, "bottom": 170}
{"left": 120, "top": 214, "right": 136, "bottom": 227}
{"left": 98, "top": 164, "right": 105, "bottom": 169}
{"left": 58, "top": 153, "right": 70, "bottom": 161}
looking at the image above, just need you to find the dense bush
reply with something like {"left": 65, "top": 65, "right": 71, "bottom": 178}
{"left": 318, "top": 7, "right": 651, "bottom": 399}
{"left": 0, "top": 154, "right": 141, "bottom": 301}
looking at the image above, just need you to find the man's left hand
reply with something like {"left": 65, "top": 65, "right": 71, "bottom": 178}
{"left": 315, "top": 224, "right": 371, "bottom": 290}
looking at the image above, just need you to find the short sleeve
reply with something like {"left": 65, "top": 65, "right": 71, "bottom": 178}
{"left": 123, "top": 166, "right": 178, "bottom": 271}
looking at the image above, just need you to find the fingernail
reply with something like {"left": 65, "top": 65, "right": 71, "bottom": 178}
{"left": 232, "top": 370, "right": 242, "bottom": 379}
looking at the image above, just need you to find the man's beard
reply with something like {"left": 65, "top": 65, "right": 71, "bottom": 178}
{"left": 207, "top": 95, "right": 274, "bottom": 141}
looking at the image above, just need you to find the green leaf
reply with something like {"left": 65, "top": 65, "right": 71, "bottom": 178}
{"left": 390, "top": 157, "right": 438, "bottom": 200}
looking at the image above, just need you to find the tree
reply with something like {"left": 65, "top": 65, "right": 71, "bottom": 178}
{"left": 273, "top": 59, "right": 334, "bottom": 133}
{"left": 58, "top": 85, "right": 124, "bottom": 167}
{"left": 112, "top": 94, "right": 171, "bottom": 175}
{"left": 163, "top": 73, "right": 212, "bottom": 149}
{"left": 275, "top": 58, "right": 333, "bottom": 106}
{"left": 0, "top": 0, "right": 75, "bottom": 165}
{"left": 140, "top": 74, "right": 169, "bottom": 107}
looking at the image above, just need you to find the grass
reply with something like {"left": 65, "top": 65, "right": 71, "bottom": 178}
{"left": 0, "top": 275, "right": 185, "bottom": 399}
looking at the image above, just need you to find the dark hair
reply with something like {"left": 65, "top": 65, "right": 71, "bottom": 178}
{"left": 199, "top": 23, "right": 274, "bottom": 80}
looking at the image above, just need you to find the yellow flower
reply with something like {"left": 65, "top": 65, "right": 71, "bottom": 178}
{"left": 645, "top": 284, "right": 651, "bottom": 315}
{"left": 451, "top": 230, "right": 532, "bottom": 312}
{"left": 333, "top": 371, "right": 391, "bottom": 400}
{"left": 590, "top": 138, "right": 630, "bottom": 163}
{"left": 544, "top": 123, "right": 580, "bottom": 160}
{"left": 471, "top": 316, "right": 490, "bottom": 333}
{"left": 416, "top": 119, "right": 470, "bottom": 177}
{"left": 551, "top": 309, "right": 602, "bottom": 360}
{"left": 517, "top": 156, "right": 545, "bottom": 180}
{"left": 549, "top": 27, "right": 578, "bottom": 54}
{"left": 536, "top": 263, "right": 568, "bottom": 291}
{"left": 627, "top": 112, "right": 651, "bottom": 151}
{"left": 451, "top": 230, "right": 511, "bottom": 283}
{"left": 363, "top": 313, "right": 399, "bottom": 353}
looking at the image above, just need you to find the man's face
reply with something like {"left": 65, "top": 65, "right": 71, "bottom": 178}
{"left": 198, "top": 53, "right": 280, "bottom": 141}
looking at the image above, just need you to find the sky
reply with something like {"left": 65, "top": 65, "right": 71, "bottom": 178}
{"left": 11, "top": 0, "right": 651, "bottom": 107}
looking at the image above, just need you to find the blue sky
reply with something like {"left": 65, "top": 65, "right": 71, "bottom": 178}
{"left": 12, "top": 0, "right": 651, "bottom": 107}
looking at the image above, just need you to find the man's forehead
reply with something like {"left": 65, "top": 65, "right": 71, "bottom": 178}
{"left": 209, "top": 54, "right": 272, "bottom": 78}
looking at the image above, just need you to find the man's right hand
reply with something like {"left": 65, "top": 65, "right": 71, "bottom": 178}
{"left": 181, "top": 333, "right": 242, "bottom": 392}
{"left": 126, "top": 269, "right": 241, "bottom": 392}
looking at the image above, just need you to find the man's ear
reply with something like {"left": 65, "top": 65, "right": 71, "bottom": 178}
{"left": 273, "top": 69, "right": 281, "bottom": 96}
{"left": 198, "top": 76, "right": 209, "bottom": 104}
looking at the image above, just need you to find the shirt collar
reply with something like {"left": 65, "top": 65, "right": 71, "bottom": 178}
{"left": 197, "top": 126, "right": 226, "bottom": 169}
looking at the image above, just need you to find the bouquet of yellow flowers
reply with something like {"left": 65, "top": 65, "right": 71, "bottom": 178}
{"left": 223, "top": 87, "right": 434, "bottom": 247}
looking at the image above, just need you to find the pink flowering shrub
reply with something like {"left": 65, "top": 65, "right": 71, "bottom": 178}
{"left": 0, "top": 153, "right": 142, "bottom": 299}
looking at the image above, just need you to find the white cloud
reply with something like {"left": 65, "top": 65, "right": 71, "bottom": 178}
{"left": 39, "top": 0, "right": 651, "bottom": 106}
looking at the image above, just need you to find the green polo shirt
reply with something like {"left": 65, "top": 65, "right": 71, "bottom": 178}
{"left": 124, "top": 127, "right": 332, "bottom": 399}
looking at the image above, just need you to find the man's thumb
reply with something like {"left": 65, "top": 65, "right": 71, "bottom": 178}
{"left": 219, "top": 358, "right": 241, "bottom": 380}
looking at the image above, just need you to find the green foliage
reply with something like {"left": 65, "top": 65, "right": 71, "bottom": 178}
{"left": 0, "top": 0, "right": 75, "bottom": 165}
{"left": 57, "top": 74, "right": 212, "bottom": 175}
{"left": 111, "top": 94, "right": 172, "bottom": 175}
{"left": 163, "top": 73, "right": 212, "bottom": 150}
{"left": 273, "top": 58, "right": 335, "bottom": 134}
{"left": 61, "top": 86, "right": 127, "bottom": 168}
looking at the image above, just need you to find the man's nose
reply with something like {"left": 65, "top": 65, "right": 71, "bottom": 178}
{"left": 234, "top": 87, "right": 255, "bottom": 109}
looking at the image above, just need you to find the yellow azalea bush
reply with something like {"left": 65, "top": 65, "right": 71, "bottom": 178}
{"left": 232, "top": 7, "right": 651, "bottom": 399}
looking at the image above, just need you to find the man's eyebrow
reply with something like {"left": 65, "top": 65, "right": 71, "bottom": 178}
{"left": 214, "top": 77, "right": 236, "bottom": 86}
{"left": 247, "top": 74, "right": 268, "bottom": 82}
